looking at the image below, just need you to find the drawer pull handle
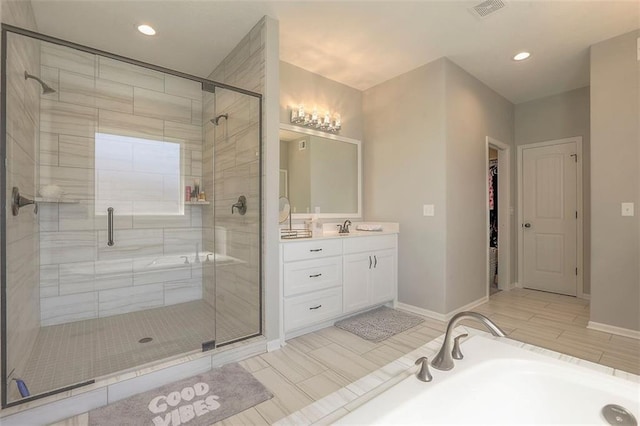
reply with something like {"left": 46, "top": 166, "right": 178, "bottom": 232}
{"left": 309, "top": 305, "right": 322, "bottom": 310}
{"left": 369, "top": 256, "right": 372, "bottom": 269}
{"left": 309, "top": 273, "right": 322, "bottom": 278}
{"left": 374, "top": 255, "right": 378, "bottom": 268}
{"left": 309, "top": 248, "right": 323, "bottom": 252}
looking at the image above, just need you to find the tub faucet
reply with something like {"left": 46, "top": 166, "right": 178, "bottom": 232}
{"left": 431, "top": 311, "right": 506, "bottom": 371}
{"left": 338, "top": 220, "right": 352, "bottom": 234}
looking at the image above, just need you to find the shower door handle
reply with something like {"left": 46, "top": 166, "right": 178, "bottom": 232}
{"left": 107, "top": 207, "right": 115, "bottom": 246}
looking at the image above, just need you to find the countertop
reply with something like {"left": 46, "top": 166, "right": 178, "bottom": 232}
{"left": 280, "top": 222, "right": 399, "bottom": 242}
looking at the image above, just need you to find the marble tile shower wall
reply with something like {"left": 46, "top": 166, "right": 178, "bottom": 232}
{"left": 37, "top": 42, "right": 207, "bottom": 326}
{"left": 4, "top": 28, "right": 41, "bottom": 400}
{"left": 202, "top": 18, "right": 265, "bottom": 342}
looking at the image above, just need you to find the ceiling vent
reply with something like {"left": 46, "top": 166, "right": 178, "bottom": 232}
{"left": 470, "top": 0, "right": 506, "bottom": 18}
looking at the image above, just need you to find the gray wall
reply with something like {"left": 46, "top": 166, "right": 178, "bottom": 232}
{"left": 363, "top": 58, "right": 514, "bottom": 315}
{"left": 279, "top": 141, "right": 288, "bottom": 170}
{"left": 443, "top": 59, "right": 514, "bottom": 311}
{"left": 590, "top": 30, "right": 640, "bottom": 332}
{"left": 280, "top": 61, "right": 363, "bottom": 141}
{"left": 363, "top": 59, "right": 448, "bottom": 313}
{"left": 515, "top": 87, "right": 591, "bottom": 295}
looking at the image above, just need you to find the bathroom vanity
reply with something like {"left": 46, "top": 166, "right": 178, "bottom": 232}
{"left": 279, "top": 224, "right": 399, "bottom": 340}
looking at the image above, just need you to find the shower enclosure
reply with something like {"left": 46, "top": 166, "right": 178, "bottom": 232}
{"left": 1, "top": 26, "right": 262, "bottom": 407}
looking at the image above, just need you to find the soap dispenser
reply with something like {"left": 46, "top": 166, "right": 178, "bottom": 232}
{"left": 310, "top": 213, "right": 323, "bottom": 237}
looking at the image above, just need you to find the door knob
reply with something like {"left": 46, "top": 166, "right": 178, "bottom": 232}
{"left": 523, "top": 222, "right": 532, "bottom": 228}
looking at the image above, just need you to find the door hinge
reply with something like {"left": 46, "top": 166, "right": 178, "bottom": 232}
{"left": 575, "top": 267, "right": 578, "bottom": 276}
{"left": 575, "top": 211, "right": 578, "bottom": 219}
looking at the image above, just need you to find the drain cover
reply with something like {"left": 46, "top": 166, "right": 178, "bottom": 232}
{"left": 602, "top": 404, "right": 637, "bottom": 425}
{"left": 138, "top": 337, "right": 153, "bottom": 344}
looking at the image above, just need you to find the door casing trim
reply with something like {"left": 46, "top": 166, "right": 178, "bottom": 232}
{"left": 485, "top": 137, "right": 512, "bottom": 299}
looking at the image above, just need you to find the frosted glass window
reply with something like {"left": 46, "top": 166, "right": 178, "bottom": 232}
{"left": 95, "top": 133, "right": 182, "bottom": 215}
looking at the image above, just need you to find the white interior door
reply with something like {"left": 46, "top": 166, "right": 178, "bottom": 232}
{"left": 522, "top": 141, "right": 578, "bottom": 296}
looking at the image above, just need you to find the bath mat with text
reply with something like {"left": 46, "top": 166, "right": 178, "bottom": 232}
{"left": 335, "top": 306, "right": 424, "bottom": 342}
{"left": 88, "top": 363, "right": 272, "bottom": 426}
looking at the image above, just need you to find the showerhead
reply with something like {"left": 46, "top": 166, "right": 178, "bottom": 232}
{"left": 211, "top": 114, "right": 228, "bottom": 126}
{"left": 24, "top": 71, "right": 56, "bottom": 94}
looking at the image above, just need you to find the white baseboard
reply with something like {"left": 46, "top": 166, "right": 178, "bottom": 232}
{"left": 396, "top": 303, "right": 448, "bottom": 322}
{"left": 397, "top": 296, "right": 488, "bottom": 323}
{"left": 587, "top": 321, "right": 640, "bottom": 339}
{"left": 578, "top": 292, "right": 591, "bottom": 301}
{"left": 266, "top": 339, "right": 282, "bottom": 352}
{"left": 497, "top": 281, "right": 517, "bottom": 291}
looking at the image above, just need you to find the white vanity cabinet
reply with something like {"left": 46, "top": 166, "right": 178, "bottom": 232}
{"left": 280, "top": 231, "right": 398, "bottom": 338}
{"left": 343, "top": 235, "right": 397, "bottom": 314}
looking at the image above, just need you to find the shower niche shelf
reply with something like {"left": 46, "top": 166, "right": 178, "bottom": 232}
{"left": 35, "top": 197, "right": 80, "bottom": 204}
{"left": 185, "top": 201, "right": 211, "bottom": 205}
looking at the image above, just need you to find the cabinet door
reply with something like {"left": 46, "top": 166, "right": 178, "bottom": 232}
{"left": 370, "top": 249, "right": 396, "bottom": 305}
{"left": 343, "top": 252, "right": 372, "bottom": 313}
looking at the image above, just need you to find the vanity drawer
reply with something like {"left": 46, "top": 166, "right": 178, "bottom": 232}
{"left": 283, "top": 239, "right": 343, "bottom": 262}
{"left": 343, "top": 234, "right": 397, "bottom": 254}
{"left": 284, "top": 257, "right": 342, "bottom": 297}
{"left": 284, "top": 287, "right": 343, "bottom": 332}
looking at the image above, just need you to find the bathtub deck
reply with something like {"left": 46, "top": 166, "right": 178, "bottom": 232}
{"left": 52, "top": 288, "right": 640, "bottom": 426}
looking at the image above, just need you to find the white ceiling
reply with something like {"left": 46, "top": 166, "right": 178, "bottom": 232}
{"left": 30, "top": 1, "right": 639, "bottom": 104}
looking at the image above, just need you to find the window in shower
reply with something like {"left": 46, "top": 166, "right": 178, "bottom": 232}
{"left": 94, "top": 133, "right": 182, "bottom": 216}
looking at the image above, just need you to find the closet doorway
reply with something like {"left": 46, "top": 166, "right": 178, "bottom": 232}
{"left": 486, "top": 137, "right": 511, "bottom": 297}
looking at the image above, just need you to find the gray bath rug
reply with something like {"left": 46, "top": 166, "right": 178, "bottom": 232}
{"left": 335, "top": 306, "right": 425, "bottom": 342}
{"left": 88, "top": 363, "right": 272, "bottom": 426}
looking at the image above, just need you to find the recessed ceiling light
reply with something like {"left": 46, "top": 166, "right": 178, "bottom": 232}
{"left": 513, "top": 51, "right": 531, "bottom": 61}
{"left": 137, "top": 24, "right": 156, "bottom": 36}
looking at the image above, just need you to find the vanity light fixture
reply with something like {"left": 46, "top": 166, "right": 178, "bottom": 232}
{"left": 290, "top": 104, "right": 341, "bottom": 133}
{"left": 137, "top": 24, "right": 156, "bottom": 36}
{"left": 513, "top": 51, "right": 531, "bottom": 61}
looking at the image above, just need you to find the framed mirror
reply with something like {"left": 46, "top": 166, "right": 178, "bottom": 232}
{"left": 279, "top": 124, "right": 361, "bottom": 218}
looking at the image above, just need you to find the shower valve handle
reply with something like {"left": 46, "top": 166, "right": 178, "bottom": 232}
{"left": 231, "top": 195, "right": 247, "bottom": 215}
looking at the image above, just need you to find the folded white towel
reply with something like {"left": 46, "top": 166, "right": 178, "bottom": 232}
{"left": 356, "top": 224, "right": 383, "bottom": 231}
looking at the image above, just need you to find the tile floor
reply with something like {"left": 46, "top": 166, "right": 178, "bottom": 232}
{"left": 20, "top": 299, "right": 257, "bottom": 400}
{"left": 52, "top": 288, "right": 640, "bottom": 425}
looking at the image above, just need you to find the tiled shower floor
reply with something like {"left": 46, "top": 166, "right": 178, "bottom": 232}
{"left": 20, "top": 300, "right": 252, "bottom": 398}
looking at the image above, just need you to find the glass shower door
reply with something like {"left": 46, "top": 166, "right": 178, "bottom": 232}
{"left": 212, "top": 87, "right": 262, "bottom": 345}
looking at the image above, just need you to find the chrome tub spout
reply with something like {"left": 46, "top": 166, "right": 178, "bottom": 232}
{"left": 431, "top": 311, "right": 506, "bottom": 371}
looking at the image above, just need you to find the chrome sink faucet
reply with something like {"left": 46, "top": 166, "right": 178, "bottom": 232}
{"left": 337, "top": 220, "right": 352, "bottom": 234}
{"left": 431, "top": 311, "right": 506, "bottom": 371}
